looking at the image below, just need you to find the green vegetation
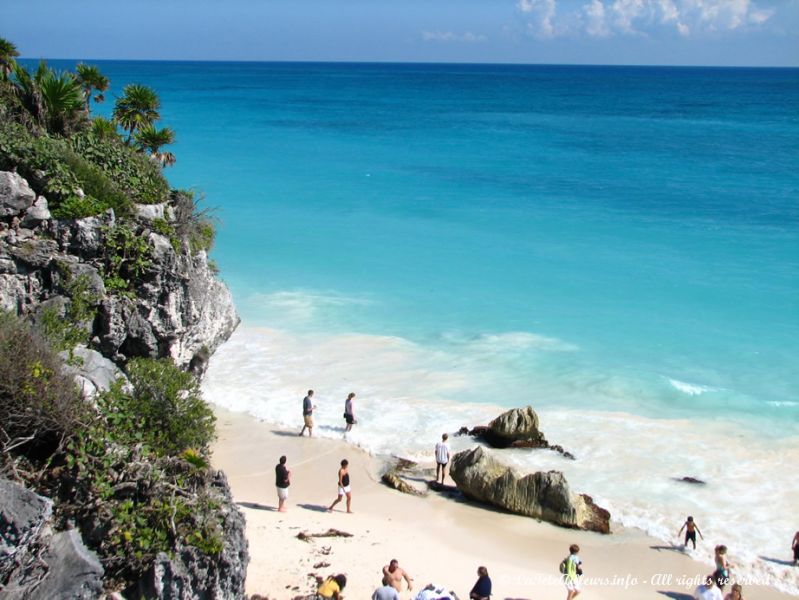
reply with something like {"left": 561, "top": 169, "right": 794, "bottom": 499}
{"left": 0, "top": 37, "right": 20, "bottom": 81}
{"left": 0, "top": 314, "right": 225, "bottom": 587}
{"left": 113, "top": 83, "right": 161, "bottom": 144}
{"left": 101, "top": 223, "right": 152, "bottom": 293}
{"left": 38, "top": 272, "right": 100, "bottom": 358}
{"left": 74, "top": 63, "right": 109, "bottom": 109}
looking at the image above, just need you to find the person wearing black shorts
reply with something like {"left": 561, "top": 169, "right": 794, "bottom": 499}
{"left": 678, "top": 516, "right": 703, "bottom": 549}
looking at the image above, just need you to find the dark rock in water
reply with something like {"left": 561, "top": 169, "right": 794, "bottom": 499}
{"left": 449, "top": 446, "right": 610, "bottom": 534}
{"left": 548, "top": 444, "right": 576, "bottom": 460}
{"left": 133, "top": 471, "right": 248, "bottom": 600}
{"left": 485, "top": 406, "right": 547, "bottom": 446}
{"left": 676, "top": 476, "right": 706, "bottom": 485}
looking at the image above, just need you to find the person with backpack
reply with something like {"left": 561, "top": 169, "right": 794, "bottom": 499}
{"left": 560, "top": 544, "right": 582, "bottom": 600}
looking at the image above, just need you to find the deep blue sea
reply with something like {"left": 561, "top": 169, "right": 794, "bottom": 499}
{"left": 43, "top": 60, "right": 799, "bottom": 590}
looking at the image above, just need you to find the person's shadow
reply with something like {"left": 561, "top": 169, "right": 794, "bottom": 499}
{"left": 650, "top": 544, "right": 687, "bottom": 554}
{"left": 298, "top": 503, "right": 331, "bottom": 513}
{"left": 759, "top": 555, "right": 795, "bottom": 566}
{"left": 237, "top": 501, "right": 275, "bottom": 511}
{"left": 656, "top": 591, "right": 694, "bottom": 600}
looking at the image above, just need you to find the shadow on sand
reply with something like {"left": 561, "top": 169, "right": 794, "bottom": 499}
{"left": 656, "top": 591, "right": 694, "bottom": 600}
{"left": 237, "top": 501, "right": 275, "bottom": 512}
{"left": 298, "top": 503, "right": 331, "bottom": 513}
{"left": 759, "top": 555, "right": 795, "bottom": 566}
{"left": 650, "top": 545, "right": 688, "bottom": 555}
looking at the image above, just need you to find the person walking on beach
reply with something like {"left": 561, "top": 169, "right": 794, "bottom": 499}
{"left": 275, "top": 455, "right": 290, "bottom": 512}
{"left": 382, "top": 559, "right": 413, "bottom": 593}
{"left": 793, "top": 530, "right": 799, "bottom": 565}
{"left": 694, "top": 574, "right": 723, "bottom": 600}
{"left": 469, "top": 566, "right": 492, "bottom": 600}
{"left": 328, "top": 459, "right": 352, "bottom": 513}
{"left": 299, "top": 389, "right": 317, "bottom": 437}
{"left": 678, "top": 516, "right": 704, "bottom": 550}
{"left": 343, "top": 393, "right": 356, "bottom": 432}
{"left": 562, "top": 544, "right": 582, "bottom": 600}
{"left": 435, "top": 433, "right": 451, "bottom": 485}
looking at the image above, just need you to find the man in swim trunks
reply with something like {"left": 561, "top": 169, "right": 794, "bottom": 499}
{"left": 328, "top": 459, "right": 352, "bottom": 513}
{"left": 382, "top": 558, "right": 413, "bottom": 593}
{"left": 678, "top": 516, "right": 704, "bottom": 550}
{"left": 299, "top": 389, "right": 316, "bottom": 437}
{"left": 344, "top": 393, "right": 356, "bottom": 432}
{"left": 435, "top": 433, "right": 451, "bottom": 484}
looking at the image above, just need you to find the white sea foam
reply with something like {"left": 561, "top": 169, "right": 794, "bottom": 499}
{"left": 668, "top": 378, "right": 719, "bottom": 396}
{"left": 204, "top": 326, "right": 799, "bottom": 596}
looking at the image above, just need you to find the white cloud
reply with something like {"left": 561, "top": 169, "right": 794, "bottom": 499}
{"left": 517, "top": 0, "right": 774, "bottom": 38}
{"left": 422, "top": 30, "right": 487, "bottom": 43}
{"left": 517, "top": 0, "right": 559, "bottom": 37}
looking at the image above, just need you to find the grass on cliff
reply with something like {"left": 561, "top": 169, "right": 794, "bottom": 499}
{"left": 0, "top": 313, "right": 225, "bottom": 590}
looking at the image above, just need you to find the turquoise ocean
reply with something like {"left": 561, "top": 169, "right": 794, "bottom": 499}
{"left": 50, "top": 60, "right": 799, "bottom": 591}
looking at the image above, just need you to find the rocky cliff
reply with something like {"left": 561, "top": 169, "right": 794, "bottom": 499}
{"left": 0, "top": 170, "right": 248, "bottom": 598}
{"left": 0, "top": 170, "right": 239, "bottom": 377}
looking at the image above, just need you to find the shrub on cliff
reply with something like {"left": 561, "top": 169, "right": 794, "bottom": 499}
{"left": 0, "top": 312, "right": 87, "bottom": 458}
{"left": 99, "top": 357, "right": 216, "bottom": 456}
{"left": 172, "top": 189, "right": 217, "bottom": 253}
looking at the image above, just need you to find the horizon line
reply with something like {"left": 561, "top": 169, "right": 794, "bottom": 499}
{"left": 18, "top": 56, "right": 799, "bottom": 70}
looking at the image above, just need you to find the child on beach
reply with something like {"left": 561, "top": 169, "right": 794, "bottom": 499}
{"left": 678, "top": 516, "right": 704, "bottom": 549}
{"left": 275, "top": 455, "right": 290, "bottom": 512}
{"left": 469, "top": 566, "right": 492, "bottom": 600}
{"left": 714, "top": 545, "right": 733, "bottom": 590}
{"left": 793, "top": 530, "right": 799, "bottom": 565}
{"left": 724, "top": 583, "right": 744, "bottom": 600}
{"left": 694, "top": 574, "right": 723, "bottom": 600}
{"left": 562, "top": 544, "right": 582, "bottom": 600}
{"left": 328, "top": 459, "right": 352, "bottom": 513}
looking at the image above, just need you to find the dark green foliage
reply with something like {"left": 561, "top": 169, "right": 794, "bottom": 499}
{"left": 0, "top": 312, "right": 86, "bottom": 454}
{"left": 171, "top": 189, "right": 217, "bottom": 254}
{"left": 100, "top": 358, "right": 216, "bottom": 456}
{"left": 101, "top": 223, "right": 152, "bottom": 293}
{"left": 71, "top": 132, "right": 169, "bottom": 205}
{"left": 38, "top": 273, "right": 100, "bottom": 355}
{"left": 61, "top": 150, "right": 131, "bottom": 216}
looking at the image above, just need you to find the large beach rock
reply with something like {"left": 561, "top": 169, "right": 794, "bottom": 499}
{"left": 468, "top": 406, "right": 549, "bottom": 449}
{"left": 449, "top": 446, "right": 610, "bottom": 533}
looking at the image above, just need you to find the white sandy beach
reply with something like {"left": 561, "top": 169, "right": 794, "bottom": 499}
{"left": 212, "top": 407, "right": 795, "bottom": 600}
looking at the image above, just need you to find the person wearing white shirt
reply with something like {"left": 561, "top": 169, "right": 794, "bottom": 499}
{"left": 694, "top": 574, "right": 723, "bottom": 600}
{"left": 435, "top": 433, "right": 451, "bottom": 484}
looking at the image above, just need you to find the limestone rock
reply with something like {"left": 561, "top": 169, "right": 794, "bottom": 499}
{"left": 0, "top": 478, "right": 53, "bottom": 577}
{"left": 449, "top": 446, "right": 610, "bottom": 533}
{"left": 62, "top": 345, "right": 127, "bottom": 398}
{"left": 6, "top": 529, "right": 104, "bottom": 600}
{"left": 0, "top": 172, "right": 36, "bottom": 217}
{"left": 133, "top": 472, "right": 249, "bottom": 599}
{"left": 134, "top": 202, "right": 169, "bottom": 221}
{"left": 21, "top": 196, "right": 51, "bottom": 228}
{"left": 7, "top": 239, "right": 57, "bottom": 269}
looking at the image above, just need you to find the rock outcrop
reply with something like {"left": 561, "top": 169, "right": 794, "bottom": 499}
{"left": 0, "top": 171, "right": 240, "bottom": 377}
{"left": 463, "top": 406, "right": 575, "bottom": 459}
{"left": 0, "top": 478, "right": 104, "bottom": 599}
{"left": 449, "top": 446, "right": 610, "bottom": 533}
{"left": 132, "top": 472, "right": 248, "bottom": 600}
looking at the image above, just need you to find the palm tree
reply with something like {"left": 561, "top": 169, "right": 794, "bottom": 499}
{"left": 75, "top": 63, "right": 109, "bottom": 109}
{"left": 135, "top": 125, "right": 176, "bottom": 167}
{"left": 10, "top": 61, "right": 84, "bottom": 135}
{"left": 0, "top": 37, "right": 20, "bottom": 81}
{"left": 113, "top": 83, "right": 160, "bottom": 144}
{"left": 91, "top": 116, "right": 120, "bottom": 139}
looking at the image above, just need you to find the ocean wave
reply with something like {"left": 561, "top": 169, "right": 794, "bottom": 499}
{"left": 203, "top": 326, "right": 799, "bottom": 596}
{"left": 668, "top": 378, "right": 719, "bottom": 396}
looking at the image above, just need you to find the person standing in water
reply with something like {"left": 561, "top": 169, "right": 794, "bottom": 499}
{"left": 678, "top": 516, "right": 704, "bottom": 550}
{"left": 299, "top": 389, "right": 317, "bottom": 437}
{"left": 435, "top": 433, "right": 451, "bottom": 485}
{"left": 328, "top": 459, "right": 352, "bottom": 513}
{"left": 343, "top": 393, "right": 356, "bottom": 432}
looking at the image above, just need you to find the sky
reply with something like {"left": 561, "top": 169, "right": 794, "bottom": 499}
{"left": 4, "top": 0, "right": 799, "bottom": 66}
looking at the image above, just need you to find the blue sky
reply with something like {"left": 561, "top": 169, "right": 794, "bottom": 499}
{"left": 5, "top": 0, "right": 799, "bottom": 66}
